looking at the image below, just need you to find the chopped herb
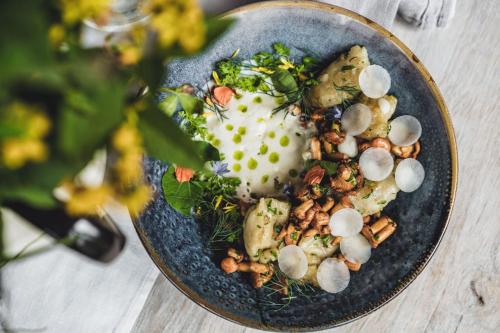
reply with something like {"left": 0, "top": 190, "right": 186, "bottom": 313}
{"left": 267, "top": 200, "right": 278, "bottom": 214}
{"left": 274, "top": 225, "right": 282, "bottom": 234}
{"left": 378, "top": 200, "right": 387, "bottom": 205}
{"left": 290, "top": 232, "right": 298, "bottom": 240}
{"left": 341, "top": 65, "right": 356, "bottom": 71}
{"left": 320, "top": 235, "right": 331, "bottom": 247}
{"left": 273, "top": 42, "right": 290, "bottom": 57}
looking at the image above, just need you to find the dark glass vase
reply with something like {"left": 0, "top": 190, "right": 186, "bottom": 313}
{"left": 5, "top": 201, "right": 125, "bottom": 262}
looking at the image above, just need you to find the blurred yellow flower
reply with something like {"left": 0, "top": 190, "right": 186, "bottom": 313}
{"left": 114, "top": 149, "right": 143, "bottom": 184}
{"left": 112, "top": 124, "right": 141, "bottom": 153}
{"left": 26, "top": 112, "right": 51, "bottom": 138}
{"left": 66, "top": 185, "right": 112, "bottom": 216}
{"left": 1, "top": 102, "right": 51, "bottom": 169}
{"left": 143, "top": 0, "right": 205, "bottom": 53}
{"left": 2, "top": 139, "right": 48, "bottom": 169}
{"left": 119, "top": 184, "right": 152, "bottom": 216}
{"left": 120, "top": 46, "right": 142, "bottom": 66}
{"left": 60, "top": 0, "right": 110, "bottom": 25}
{"left": 48, "top": 24, "right": 66, "bottom": 47}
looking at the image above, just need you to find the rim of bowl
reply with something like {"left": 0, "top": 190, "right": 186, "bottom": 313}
{"left": 132, "top": 1, "right": 459, "bottom": 331}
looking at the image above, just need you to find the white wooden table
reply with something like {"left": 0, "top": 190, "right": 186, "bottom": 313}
{"left": 2, "top": 1, "right": 500, "bottom": 332}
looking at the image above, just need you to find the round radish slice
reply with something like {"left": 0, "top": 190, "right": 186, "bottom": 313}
{"left": 359, "top": 65, "right": 391, "bottom": 98}
{"left": 341, "top": 103, "right": 372, "bottom": 135}
{"left": 359, "top": 147, "right": 394, "bottom": 181}
{"left": 337, "top": 135, "right": 358, "bottom": 157}
{"left": 329, "top": 208, "right": 363, "bottom": 237}
{"left": 395, "top": 158, "right": 425, "bottom": 192}
{"left": 377, "top": 97, "right": 392, "bottom": 118}
{"left": 340, "top": 234, "right": 372, "bottom": 264}
{"left": 278, "top": 245, "right": 308, "bottom": 279}
{"left": 316, "top": 258, "right": 350, "bottom": 293}
{"left": 388, "top": 115, "right": 422, "bottom": 146}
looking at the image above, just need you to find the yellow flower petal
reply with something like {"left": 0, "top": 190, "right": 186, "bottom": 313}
{"left": 66, "top": 185, "right": 112, "bottom": 216}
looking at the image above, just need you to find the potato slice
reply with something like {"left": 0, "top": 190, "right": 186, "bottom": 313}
{"left": 243, "top": 198, "right": 290, "bottom": 261}
{"left": 358, "top": 95, "right": 397, "bottom": 139}
{"left": 309, "top": 45, "right": 369, "bottom": 108}
{"left": 349, "top": 174, "right": 399, "bottom": 217}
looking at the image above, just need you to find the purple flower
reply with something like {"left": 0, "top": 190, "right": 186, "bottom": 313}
{"left": 283, "top": 182, "right": 295, "bottom": 198}
{"left": 326, "top": 106, "right": 343, "bottom": 121}
{"left": 212, "top": 161, "right": 230, "bottom": 176}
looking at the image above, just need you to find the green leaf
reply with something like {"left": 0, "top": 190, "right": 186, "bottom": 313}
{"left": 0, "top": 0, "right": 52, "bottom": 85}
{"left": 198, "top": 141, "right": 220, "bottom": 161}
{"left": 161, "top": 166, "right": 202, "bottom": 216}
{"left": 159, "top": 94, "right": 178, "bottom": 116}
{"left": 304, "top": 160, "right": 338, "bottom": 176}
{"left": 177, "top": 93, "right": 203, "bottom": 114}
{"left": 202, "top": 17, "right": 236, "bottom": 52}
{"left": 0, "top": 186, "right": 57, "bottom": 208}
{"left": 58, "top": 77, "right": 126, "bottom": 161}
{"left": 138, "top": 107, "right": 206, "bottom": 169}
{"left": 271, "top": 69, "right": 298, "bottom": 96}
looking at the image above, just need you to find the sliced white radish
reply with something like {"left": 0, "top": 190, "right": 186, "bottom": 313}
{"left": 388, "top": 115, "right": 422, "bottom": 146}
{"left": 340, "top": 234, "right": 372, "bottom": 264}
{"left": 341, "top": 103, "right": 372, "bottom": 135}
{"left": 395, "top": 158, "right": 425, "bottom": 192}
{"left": 359, "top": 64, "right": 391, "bottom": 98}
{"left": 377, "top": 97, "right": 391, "bottom": 119}
{"left": 359, "top": 147, "right": 394, "bottom": 181}
{"left": 329, "top": 208, "right": 363, "bottom": 237}
{"left": 278, "top": 245, "right": 308, "bottom": 279}
{"left": 316, "top": 258, "right": 350, "bottom": 293}
{"left": 337, "top": 135, "right": 358, "bottom": 157}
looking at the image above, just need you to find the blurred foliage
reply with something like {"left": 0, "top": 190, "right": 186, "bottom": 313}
{"left": 0, "top": 0, "right": 233, "bottom": 217}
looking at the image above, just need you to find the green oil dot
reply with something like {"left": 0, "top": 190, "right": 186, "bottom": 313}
{"left": 237, "top": 126, "right": 247, "bottom": 135}
{"left": 261, "top": 175, "right": 269, "bottom": 184}
{"left": 225, "top": 124, "right": 234, "bottom": 131}
{"left": 275, "top": 96, "right": 285, "bottom": 105}
{"left": 207, "top": 133, "right": 214, "bottom": 141}
{"left": 268, "top": 131, "right": 276, "bottom": 139}
{"left": 259, "top": 144, "right": 268, "bottom": 155}
{"left": 279, "top": 135, "right": 290, "bottom": 147}
{"left": 233, "top": 150, "right": 244, "bottom": 160}
{"left": 247, "top": 158, "right": 258, "bottom": 170}
{"left": 212, "top": 138, "right": 221, "bottom": 147}
{"left": 257, "top": 117, "right": 265, "bottom": 123}
{"left": 269, "top": 152, "right": 280, "bottom": 164}
{"left": 288, "top": 169, "right": 298, "bottom": 177}
{"left": 238, "top": 104, "right": 248, "bottom": 112}
{"left": 233, "top": 163, "right": 241, "bottom": 172}
{"left": 232, "top": 134, "right": 242, "bottom": 144}
{"left": 253, "top": 96, "right": 262, "bottom": 104}
{"left": 234, "top": 93, "right": 242, "bottom": 100}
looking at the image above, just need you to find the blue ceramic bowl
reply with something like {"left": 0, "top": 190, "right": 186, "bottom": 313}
{"left": 135, "top": 1, "right": 458, "bottom": 331}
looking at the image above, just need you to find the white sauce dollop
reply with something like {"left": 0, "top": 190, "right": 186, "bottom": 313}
{"left": 205, "top": 91, "right": 315, "bottom": 201}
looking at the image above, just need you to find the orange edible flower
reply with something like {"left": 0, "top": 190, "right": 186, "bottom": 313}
{"left": 213, "top": 86, "right": 234, "bottom": 106}
{"left": 175, "top": 166, "right": 194, "bottom": 183}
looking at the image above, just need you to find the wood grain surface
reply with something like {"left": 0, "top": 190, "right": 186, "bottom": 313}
{"left": 2, "top": 1, "right": 499, "bottom": 332}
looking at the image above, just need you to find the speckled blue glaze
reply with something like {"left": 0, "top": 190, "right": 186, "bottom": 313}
{"left": 135, "top": 2, "right": 454, "bottom": 331}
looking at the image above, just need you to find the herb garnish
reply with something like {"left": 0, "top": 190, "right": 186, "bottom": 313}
{"left": 162, "top": 166, "right": 243, "bottom": 246}
{"left": 214, "top": 43, "right": 319, "bottom": 117}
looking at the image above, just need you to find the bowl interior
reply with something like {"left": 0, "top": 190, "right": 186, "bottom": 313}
{"left": 136, "top": 2, "right": 454, "bottom": 331}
